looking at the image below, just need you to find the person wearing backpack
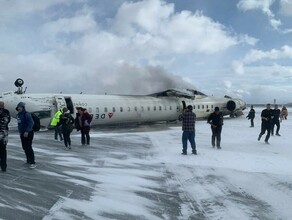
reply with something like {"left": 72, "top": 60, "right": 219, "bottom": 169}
{"left": 59, "top": 107, "right": 74, "bottom": 149}
{"left": 0, "top": 101, "right": 11, "bottom": 172}
{"left": 76, "top": 108, "right": 92, "bottom": 146}
{"left": 16, "top": 102, "right": 36, "bottom": 168}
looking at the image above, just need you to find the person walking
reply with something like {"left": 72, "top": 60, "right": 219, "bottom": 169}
{"left": 246, "top": 105, "right": 255, "bottom": 127}
{"left": 258, "top": 104, "right": 273, "bottom": 144}
{"left": 207, "top": 107, "right": 224, "bottom": 149}
{"left": 0, "top": 101, "right": 11, "bottom": 172}
{"left": 179, "top": 105, "right": 197, "bottom": 155}
{"left": 76, "top": 108, "right": 92, "bottom": 146}
{"left": 271, "top": 104, "right": 281, "bottom": 136}
{"left": 16, "top": 102, "right": 36, "bottom": 168}
{"left": 280, "top": 106, "right": 288, "bottom": 121}
{"left": 60, "top": 107, "right": 74, "bottom": 149}
{"left": 50, "top": 108, "right": 64, "bottom": 141}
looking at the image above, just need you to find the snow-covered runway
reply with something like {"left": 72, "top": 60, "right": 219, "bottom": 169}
{"left": 1, "top": 108, "right": 291, "bottom": 220}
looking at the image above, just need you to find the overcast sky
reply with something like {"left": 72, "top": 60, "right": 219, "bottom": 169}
{"left": 0, "top": 0, "right": 292, "bottom": 103}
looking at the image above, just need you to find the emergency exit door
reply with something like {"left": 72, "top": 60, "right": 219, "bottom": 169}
{"left": 54, "top": 95, "right": 67, "bottom": 111}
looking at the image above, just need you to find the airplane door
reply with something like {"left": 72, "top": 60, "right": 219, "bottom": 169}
{"left": 54, "top": 95, "right": 67, "bottom": 110}
{"left": 182, "top": 101, "right": 186, "bottom": 110}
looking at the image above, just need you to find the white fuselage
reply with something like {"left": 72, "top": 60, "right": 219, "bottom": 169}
{"left": 0, "top": 90, "right": 246, "bottom": 127}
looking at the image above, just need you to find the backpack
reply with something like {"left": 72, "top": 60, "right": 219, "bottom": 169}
{"left": 30, "top": 112, "right": 41, "bottom": 131}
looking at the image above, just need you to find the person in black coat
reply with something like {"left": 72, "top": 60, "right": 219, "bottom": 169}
{"left": 207, "top": 107, "right": 223, "bottom": 149}
{"left": 258, "top": 104, "right": 273, "bottom": 144}
{"left": 60, "top": 108, "right": 75, "bottom": 149}
{"left": 246, "top": 105, "right": 255, "bottom": 127}
{"left": 0, "top": 101, "right": 10, "bottom": 172}
{"left": 271, "top": 104, "right": 281, "bottom": 136}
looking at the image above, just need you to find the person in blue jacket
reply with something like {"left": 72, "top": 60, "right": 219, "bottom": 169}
{"left": 16, "top": 102, "right": 36, "bottom": 168}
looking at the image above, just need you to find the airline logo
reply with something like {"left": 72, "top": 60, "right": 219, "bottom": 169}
{"left": 108, "top": 112, "right": 114, "bottom": 118}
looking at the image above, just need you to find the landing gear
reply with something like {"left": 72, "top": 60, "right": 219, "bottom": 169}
{"left": 230, "top": 111, "right": 244, "bottom": 118}
{"left": 230, "top": 113, "right": 237, "bottom": 118}
{"left": 14, "top": 78, "right": 26, "bottom": 94}
{"left": 14, "top": 78, "right": 24, "bottom": 87}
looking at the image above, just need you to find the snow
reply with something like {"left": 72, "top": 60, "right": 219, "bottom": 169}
{"left": 2, "top": 107, "right": 292, "bottom": 219}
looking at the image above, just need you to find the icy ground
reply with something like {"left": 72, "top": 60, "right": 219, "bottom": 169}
{"left": 0, "top": 107, "right": 292, "bottom": 220}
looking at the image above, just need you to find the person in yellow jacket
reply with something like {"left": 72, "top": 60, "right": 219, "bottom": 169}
{"left": 51, "top": 107, "right": 66, "bottom": 141}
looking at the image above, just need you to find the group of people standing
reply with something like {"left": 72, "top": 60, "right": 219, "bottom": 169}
{"left": 0, "top": 100, "right": 288, "bottom": 171}
{"left": 0, "top": 102, "right": 93, "bottom": 172}
{"left": 180, "top": 103, "right": 288, "bottom": 155}
{"left": 51, "top": 106, "right": 93, "bottom": 149}
{"left": 179, "top": 105, "right": 224, "bottom": 155}
{"left": 0, "top": 101, "right": 36, "bottom": 171}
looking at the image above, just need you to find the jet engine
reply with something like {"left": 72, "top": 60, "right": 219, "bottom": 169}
{"left": 226, "top": 98, "right": 246, "bottom": 117}
{"left": 226, "top": 100, "right": 236, "bottom": 111}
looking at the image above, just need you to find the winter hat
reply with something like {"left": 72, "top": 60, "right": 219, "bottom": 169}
{"left": 215, "top": 107, "right": 219, "bottom": 112}
{"left": 17, "top": 102, "right": 26, "bottom": 108}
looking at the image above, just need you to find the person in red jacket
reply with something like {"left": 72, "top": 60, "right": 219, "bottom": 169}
{"left": 76, "top": 108, "right": 92, "bottom": 146}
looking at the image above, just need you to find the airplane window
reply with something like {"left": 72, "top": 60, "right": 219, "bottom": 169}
{"left": 211, "top": 105, "right": 214, "bottom": 109}
{"left": 206, "top": 105, "right": 209, "bottom": 109}
{"left": 120, "top": 107, "right": 123, "bottom": 112}
{"left": 154, "top": 106, "right": 156, "bottom": 111}
{"left": 193, "top": 105, "right": 195, "bottom": 109}
{"left": 202, "top": 105, "right": 204, "bottom": 109}
{"left": 113, "top": 107, "right": 116, "bottom": 112}
{"left": 134, "top": 107, "right": 137, "bottom": 111}
{"left": 88, "top": 107, "right": 92, "bottom": 113}
{"left": 198, "top": 105, "right": 200, "bottom": 109}
{"left": 159, "top": 106, "right": 162, "bottom": 111}
{"left": 147, "top": 106, "right": 150, "bottom": 111}
{"left": 104, "top": 107, "right": 108, "bottom": 112}
{"left": 164, "top": 106, "right": 167, "bottom": 110}
{"left": 96, "top": 107, "right": 99, "bottom": 113}
{"left": 141, "top": 106, "right": 144, "bottom": 111}
{"left": 170, "top": 106, "right": 172, "bottom": 110}
{"left": 128, "top": 107, "right": 130, "bottom": 112}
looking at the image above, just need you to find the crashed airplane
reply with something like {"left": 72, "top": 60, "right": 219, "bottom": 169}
{"left": 0, "top": 79, "right": 246, "bottom": 128}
